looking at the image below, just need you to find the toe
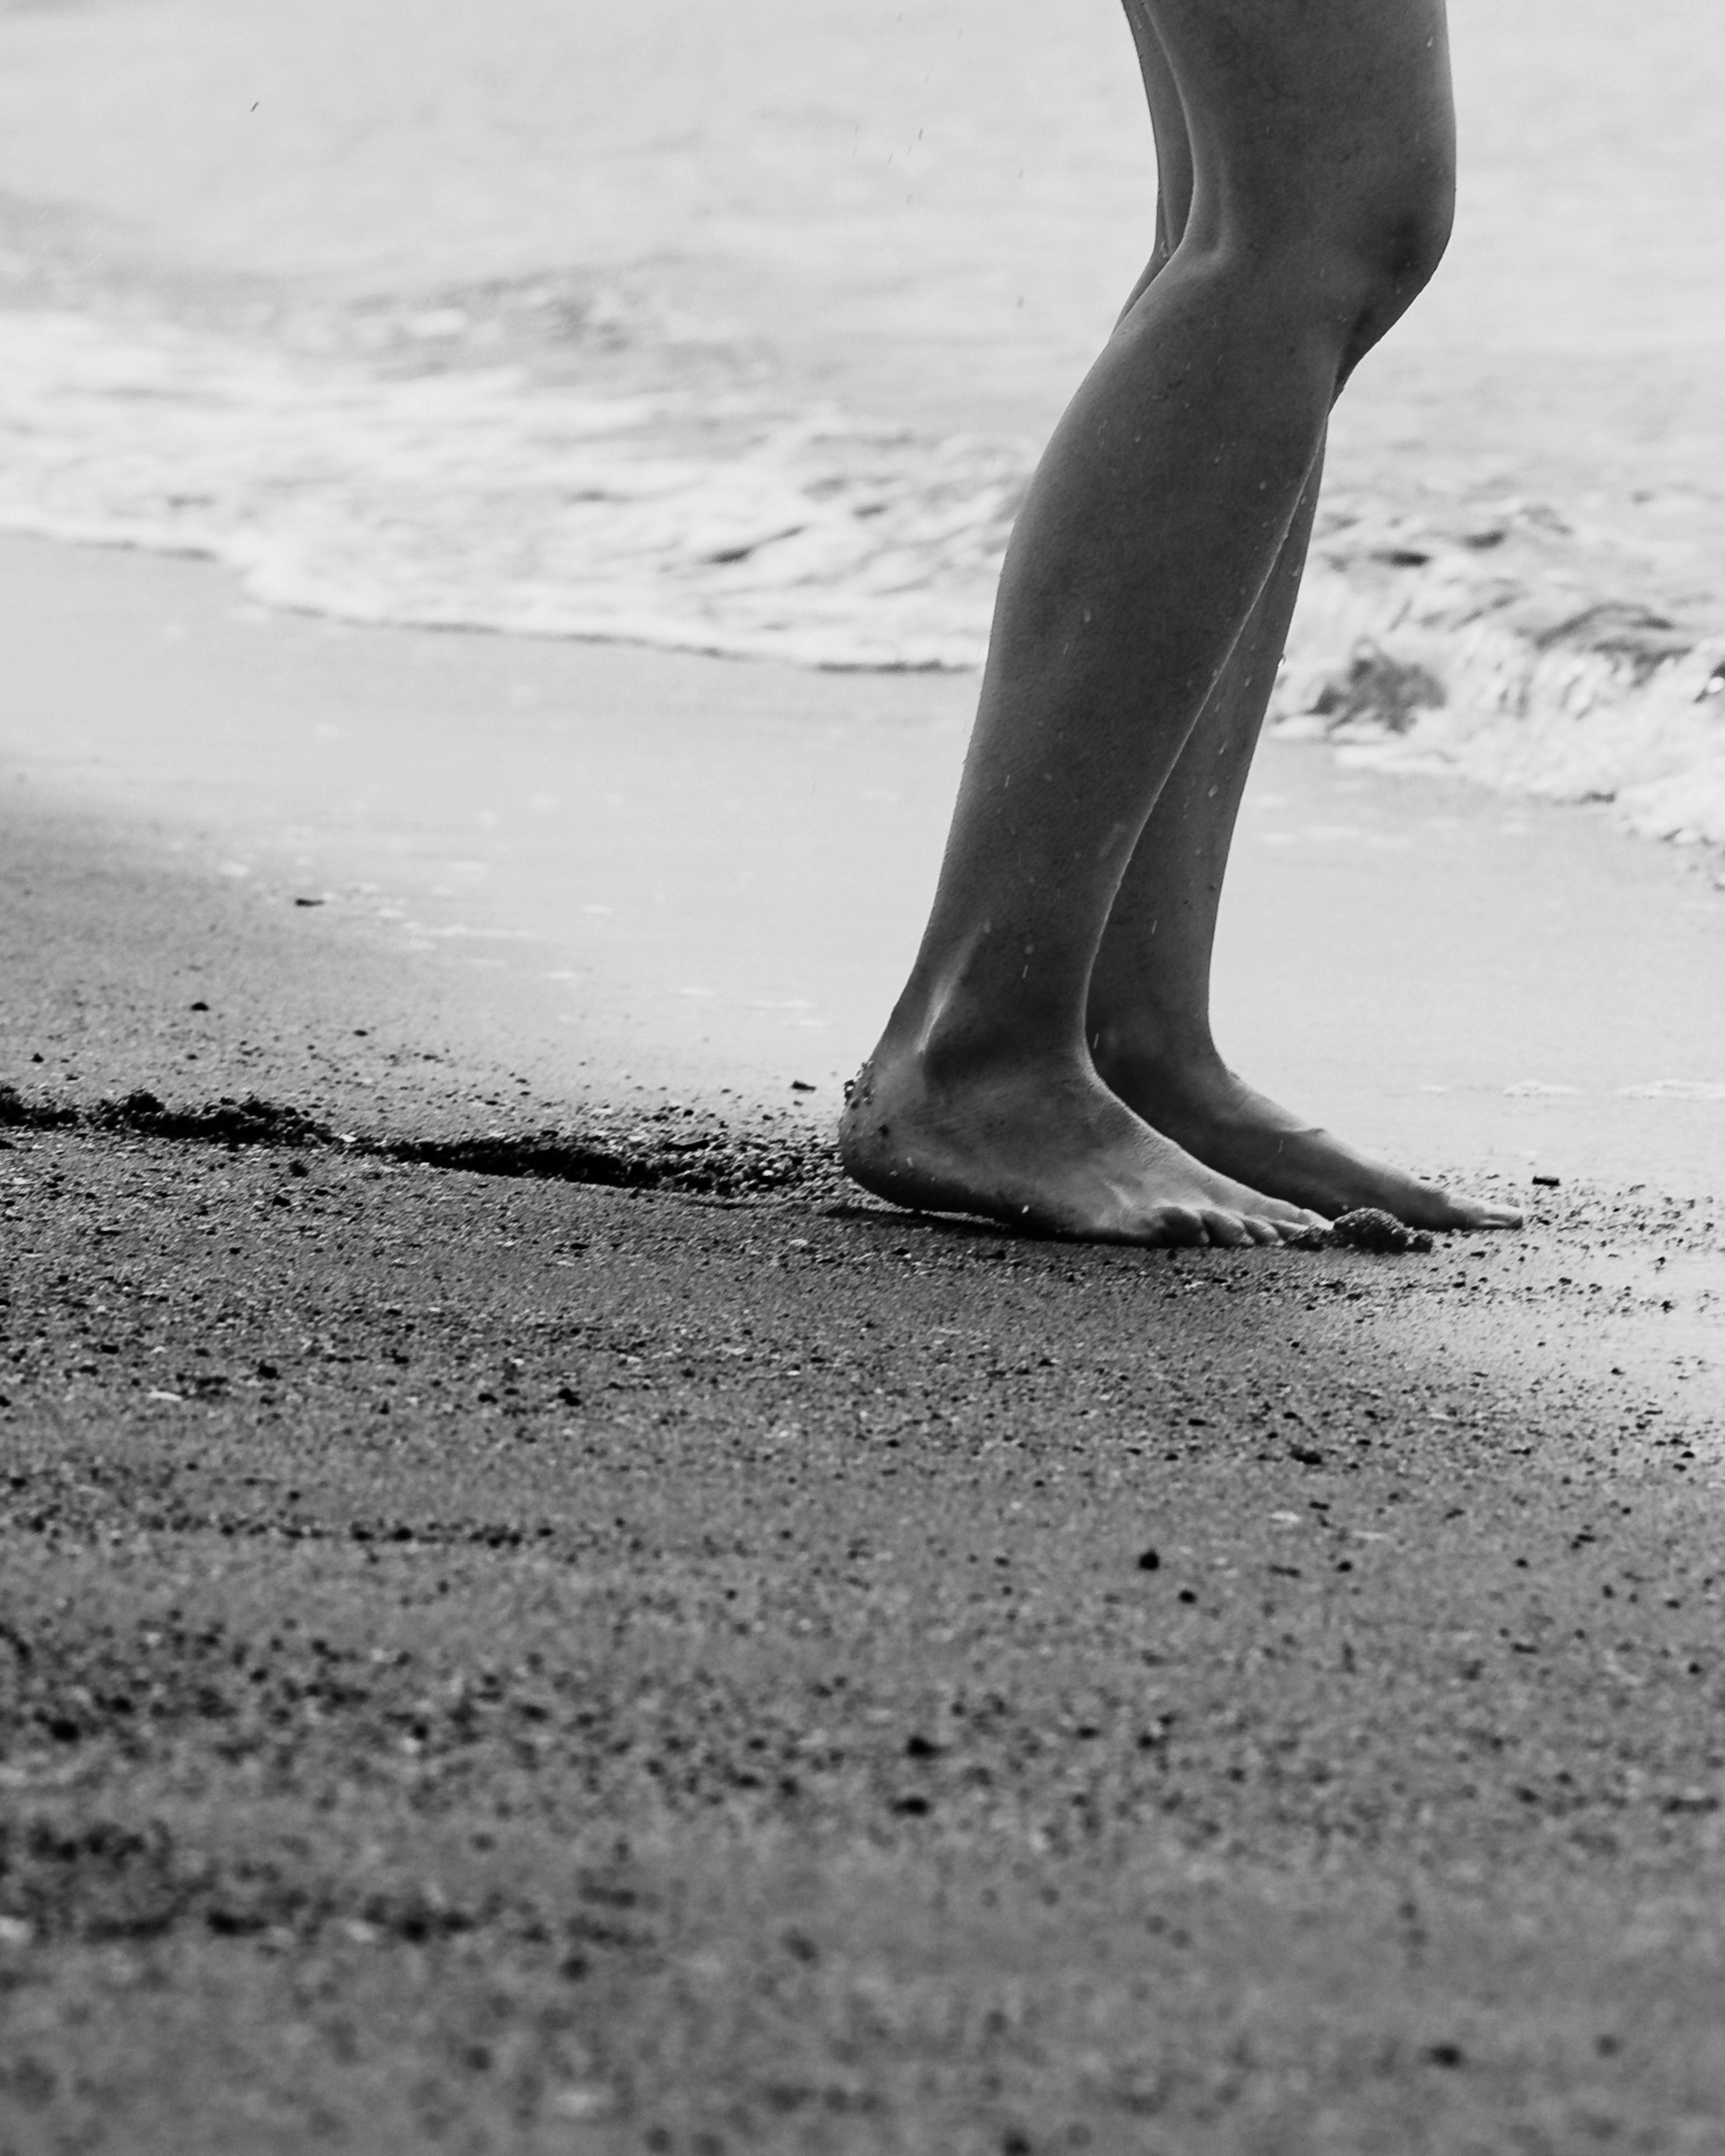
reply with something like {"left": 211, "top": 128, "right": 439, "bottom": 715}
{"left": 1200, "top": 1209, "right": 1252, "bottom": 1249}
{"left": 1474, "top": 1202, "right": 1525, "bottom": 1229}
{"left": 1392, "top": 1181, "right": 1523, "bottom": 1233}
{"left": 1442, "top": 1194, "right": 1525, "bottom": 1231}
{"left": 1154, "top": 1205, "right": 1209, "bottom": 1247}
{"left": 1241, "top": 1215, "right": 1283, "bottom": 1246}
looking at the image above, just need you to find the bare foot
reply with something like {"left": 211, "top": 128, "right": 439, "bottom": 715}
{"left": 1093, "top": 1046, "right": 1522, "bottom": 1231}
{"left": 839, "top": 1047, "right": 1327, "bottom": 1247}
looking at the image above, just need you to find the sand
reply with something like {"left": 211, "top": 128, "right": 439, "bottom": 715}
{"left": 3, "top": 530, "right": 1725, "bottom": 2150}
{"left": 3, "top": 3, "right": 1725, "bottom": 2139}
{"left": 5, "top": 533, "right": 1723, "bottom": 1191}
{"left": 2, "top": 1064, "right": 1722, "bottom": 2154}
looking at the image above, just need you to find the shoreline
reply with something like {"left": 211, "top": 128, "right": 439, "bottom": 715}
{"left": 3, "top": 0, "right": 1725, "bottom": 853}
{"left": 2, "top": 304, "right": 1722, "bottom": 844}
{"left": 4, "top": 532, "right": 1722, "bottom": 1200}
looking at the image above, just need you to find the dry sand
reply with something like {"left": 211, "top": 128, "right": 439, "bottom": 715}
{"left": 3, "top": 534, "right": 1725, "bottom": 2152}
{"left": 1, "top": 1019, "right": 1722, "bottom": 2156}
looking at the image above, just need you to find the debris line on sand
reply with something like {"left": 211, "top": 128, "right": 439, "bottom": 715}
{"left": 0, "top": 1086, "right": 838, "bottom": 1201}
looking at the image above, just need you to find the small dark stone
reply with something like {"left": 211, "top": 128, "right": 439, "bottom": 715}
{"left": 790, "top": 1079, "right": 816, "bottom": 1092}
{"left": 904, "top": 1733, "right": 942, "bottom": 1760}
{"left": 1137, "top": 1547, "right": 1161, "bottom": 1571}
{"left": 1177, "top": 1589, "right": 1197, "bottom": 1605}
{"left": 292, "top": 897, "right": 325, "bottom": 908}
{"left": 1425, "top": 2042, "right": 1465, "bottom": 2069}
{"left": 189, "top": 1000, "right": 209, "bottom": 1012}
{"left": 1290, "top": 1443, "right": 1325, "bottom": 1467}
{"left": 1532, "top": 1173, "right": 1561, "bottom": 1187}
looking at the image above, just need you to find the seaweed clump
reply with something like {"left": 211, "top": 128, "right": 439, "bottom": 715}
{"left": 1284, "top": 1207, "right": 1434, "bottom": 1255}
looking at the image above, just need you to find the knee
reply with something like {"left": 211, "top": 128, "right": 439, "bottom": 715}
{"left": 1212, "top": 141, "right": 1455, "bottom": 375}
{"left": 1328, "top": 154, "right": 1455, "bottom": 364}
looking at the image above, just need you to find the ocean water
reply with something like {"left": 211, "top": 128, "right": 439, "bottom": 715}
{"left": 1278, "top": 493, "right": 1725, "bottom": 849}
{"left": 0, "top": 306, "right": 1023, "bottom": 669}
{"left": 0, "top": 0, "right": 1721, "bottom": 843}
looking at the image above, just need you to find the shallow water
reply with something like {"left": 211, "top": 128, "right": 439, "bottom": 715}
{"left": 0, "top": 0, "right": 1721, "bottom": 838}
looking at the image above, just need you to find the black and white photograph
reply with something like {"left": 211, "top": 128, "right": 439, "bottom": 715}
{"left": 1, "top": 0, "right": 1722, "bottom": 2147}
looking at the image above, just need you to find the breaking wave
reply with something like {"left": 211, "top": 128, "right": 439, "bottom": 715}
{"left": 0, "top": 307, "right": 1020, "bottom": 670}
{"left": 0, "top": 304, "right": 1720, "bottom": 845}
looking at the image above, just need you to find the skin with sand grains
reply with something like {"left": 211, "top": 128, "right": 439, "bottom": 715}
{"left": 841, "top": 0, "right": 1522, "bottom": 1247}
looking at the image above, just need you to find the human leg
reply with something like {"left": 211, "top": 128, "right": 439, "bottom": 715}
{"left": 1084, "top": 10, "right": 1519, "bottom": 1229}
{"left": 1087, "top": 471, "right": 1514, "bottom": 1230}
{"left": 840, "top": 0, "right": 1458, "bottom": 1246}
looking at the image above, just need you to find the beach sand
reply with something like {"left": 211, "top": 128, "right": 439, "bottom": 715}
{"left": 5, "top": 534, "right": 1723, "bottom": 1190}
{"left": 3, "top": 532, "right": 1725, "bottom": 2152}
{"left": 1, "top": 1112, "right": 1721, "bottom": 2156}
{"left": 3, "top": 0, "right": 1725, "bottom": 2144}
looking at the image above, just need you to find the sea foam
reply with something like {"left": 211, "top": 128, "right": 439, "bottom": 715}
{"left": 1274, "top": 495, "right": 1725, "bottom": 848}
{"left": 0, "top": 309, "right": 1018, "bottom": 670}
{"left": 1, "top": 306, "right": 1721, "bottom": 845}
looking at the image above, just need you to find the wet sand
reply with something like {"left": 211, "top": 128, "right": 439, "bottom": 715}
{"left": 5, "top": 533, "right": 1723, "bottom": 1190}
{"left": 3, "top": 537, "right": 1725, "bottom": 2151}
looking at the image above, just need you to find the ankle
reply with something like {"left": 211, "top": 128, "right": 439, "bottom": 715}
{"left": 1088, "top": 1016, "right": 1223, "bottom": 1095}
{"left": 883, "top": 980, "right": 1087, "bottom": 1092}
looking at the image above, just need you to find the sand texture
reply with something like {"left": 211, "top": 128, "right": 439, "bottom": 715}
{"left": 4, "top": 536, "right": 1722, "bottom": 1192}
{"left": 1, "top": 1114, "right": 1722, "bottom": 2155}
{"left": 0, "top": 559, "right": 1722, "bottom": 2147}
{"left": 1, "top": 2, "right": 1724, "bottom": 2142}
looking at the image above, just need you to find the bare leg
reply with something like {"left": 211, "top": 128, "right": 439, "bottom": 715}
{"left": 841, "top": 0, "right": 1464, "bottom": 1247}
{"left": 1087, "top": 9, "right": 1522, "bottom": 1231}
